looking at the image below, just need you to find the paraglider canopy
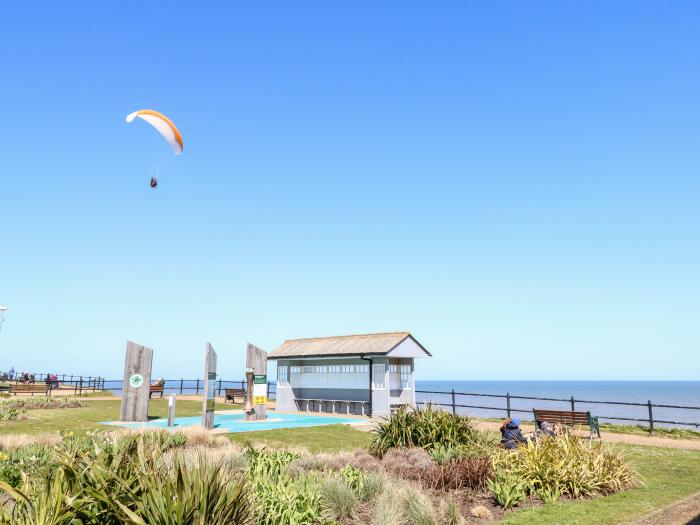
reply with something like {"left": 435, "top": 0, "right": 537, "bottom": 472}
{"left": 126, "top": 109, "right": 183, "bottom": 155}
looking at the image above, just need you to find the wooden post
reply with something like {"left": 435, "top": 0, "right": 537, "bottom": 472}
{"left": 506, "top": 393, "right": 511, "bottom": 418}
{"left": 648, "top": 400, "right": 654, "bottom": 433}
{"left": 202, "top": 343, "right": 217, "bottom": 430}
{"left": 451, "top": 389, "right": 456, "bottom": 414}
{"left": 570, "top": 396, "right": 576, "bottom": 412}
{"left": 119, "top": 341, "right": 154, "bottom": 422}
{"left": 246, "top": 343, "right": 268, "bottom": 420}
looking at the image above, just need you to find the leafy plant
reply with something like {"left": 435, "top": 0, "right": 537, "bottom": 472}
{"left": 487, "top": 471, "right": 527, "bottom": 509}
{"left": 246, "top": 447, "right": 323, "bottom": 525}
{"left": 491, "top": 434, "right": 639, "bottom": 499}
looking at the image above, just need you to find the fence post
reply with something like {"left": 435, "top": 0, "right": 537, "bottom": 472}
{"left": 506, "top": 392, "right": 511, "bottom": 418}
{"left": 78, "top": 377, "right": 83, "bottom": 396}
{"left": 179, "top": 379, "right": 183, "bottom": 395}
{"left": 218, "top": 378, "right": 222, "bottom": 396}
{"left": 195, "top": 379, "right": 200, "bottom": 395}
{"left": 451, "top": 389, "right": 456, "bottom": 414}
{"left": 648, "top": 400, "right": 654, "bottom": 433}
{"left": 570, "top": 396, "right": 575, "bottom": 412}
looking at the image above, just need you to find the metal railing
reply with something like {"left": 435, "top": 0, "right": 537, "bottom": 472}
{"left": 101, "top": 379, "right": 277, "bottom": 400}
{"left": 416, "top": 389, "right": 700, "bottom": 431}
{"left": 0, "top": 373, "right": 106, "bottom": 395}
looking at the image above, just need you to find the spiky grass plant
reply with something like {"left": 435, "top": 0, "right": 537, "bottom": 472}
{"left": 369, "top": 405, "right": 486, "bottom": 457}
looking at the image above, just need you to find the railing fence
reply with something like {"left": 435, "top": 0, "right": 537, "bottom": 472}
{"left": 416, "top": 389, "right": 700, "bottom": 431}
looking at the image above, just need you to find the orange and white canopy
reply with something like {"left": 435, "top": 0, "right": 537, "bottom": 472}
{"left": 126, "top": 109, "right": 183, "bottom": 155}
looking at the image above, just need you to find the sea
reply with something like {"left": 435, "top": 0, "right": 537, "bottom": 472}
{"left": 415, "top": 380, "right": 700, "bottom": 429}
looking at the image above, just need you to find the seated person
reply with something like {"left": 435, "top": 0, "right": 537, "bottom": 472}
{"left": 151, "top": 378, "right": 165, "bottom": 387}
{"left": 501, "top": 417, "right": 528, "bottom": 449}
{"left": 538, "top": 420, "right": 557, "bottom": 437}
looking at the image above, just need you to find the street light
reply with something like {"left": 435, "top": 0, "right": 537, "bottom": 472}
{"left": 0, "top": 306, "right": 7, "bottom": 334}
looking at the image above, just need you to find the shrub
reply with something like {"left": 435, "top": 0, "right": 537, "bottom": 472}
{"left": 0, "top": 431, "right": 252, "bottom": 524}
{"left": 360, "top": 472, "right": 385, "bottom": 501}
{"left": 401, "top": 485, "right": 438, "bottom": 525}
{"left": 321, "top": 476, "right": 358, "bottom": 520}
{"left": 0, "top": 444, "right": 55, "bottom": 488}
{"left": 491, "top": 434, "right": 638, "bottom": 499}
{"left": 487, "top": 471, "right": 527, "bottom": 509}
{"left": 421, "top": 456, "right": 492, "bottom": 491}
{"left": 382, "top": 447, "right": 434, "bottom": 481}
{"left": 428, "top": 444, "right": 462, "bottom": 465}
{"left": 441, "top": 498, "right": 464, "bottom": 525}
{"left": 469, "top": 504, "right": 493, "bottom": 520}
{"left": 246, "top": 447, "right": 323, "bottom": 525}
{"left": 370, "top": 405, "right": 482, "bottom": 457}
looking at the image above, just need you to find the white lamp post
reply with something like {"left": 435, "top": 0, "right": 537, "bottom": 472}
{"left": 0, "top": 306, "right": 7, "bottom": 334}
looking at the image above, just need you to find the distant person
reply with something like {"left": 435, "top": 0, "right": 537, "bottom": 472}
{"left": 8, "top": 367, "right": 14, "bottom": 380}
{"left": 152, "top": 378, "right": 165, "bottom": 387}
{"left": 538, "top": 421, "right": 557, "bottom": 437}
{"left": 501, "top": 417, "right": 528, "bottom": 449}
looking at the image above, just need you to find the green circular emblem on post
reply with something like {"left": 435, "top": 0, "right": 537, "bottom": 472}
{"left": 129, "top": 374, "right": 144, "bottom": 388}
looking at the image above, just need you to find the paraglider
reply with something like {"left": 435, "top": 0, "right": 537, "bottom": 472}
{"left": 125, "top": 109, "right": 183, "bottom": 188}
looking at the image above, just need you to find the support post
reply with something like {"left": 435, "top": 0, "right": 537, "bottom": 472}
{"left": 202, "top": 343, "right": 217, "bottom": 430}
{"left": 648, "top": 400, "right": 654, "bottom": 433}
{"left": 168, "top": 394, "right": 176, "bottom": 427}
{"left": 119, "top": 341, "right": 154, "bottom": 422}
{"left": 570, "top": 396, "right": 576, "bottom": 412}
{"left": 451, "top": 389, "right": 456, "bottom": 414}
{"left": 506, "top": 392, "right": 511, "bottom": 418}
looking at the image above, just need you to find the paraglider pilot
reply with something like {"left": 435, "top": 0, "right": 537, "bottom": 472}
{"left": 149, "top": 177, "right": 158, "bottom": 188}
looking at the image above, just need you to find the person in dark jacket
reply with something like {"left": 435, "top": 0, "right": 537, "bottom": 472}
{"left": 501, "top": 417, "right": 528, "bottom": 449}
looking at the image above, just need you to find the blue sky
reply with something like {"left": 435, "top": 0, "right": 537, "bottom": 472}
{"left": 0, "top": 2, "right": 698, "bottom": 380}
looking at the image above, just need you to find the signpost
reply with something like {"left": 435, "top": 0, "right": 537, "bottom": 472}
{"left": 120, "top": 341, "right": 153, "bottom": 422}
{"left": 202, "top": 342, "right": 217, "bottom": 430}
{"left": 246, "top": 343, "right": 268, "bottom": 420}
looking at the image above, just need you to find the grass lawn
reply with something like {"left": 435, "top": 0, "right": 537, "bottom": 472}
{"left": 0, "top": 399, "right": 237, "bottom": 436}
{"left": 500, "top": 444, "right": 700, "bottom": 525}
{"left": 226, "top": 424, "right": 373, "bottom": 453}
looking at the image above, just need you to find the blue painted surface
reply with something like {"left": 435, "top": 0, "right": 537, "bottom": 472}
{"left": 103, "top": 412, "right": 359, "bottom": 433}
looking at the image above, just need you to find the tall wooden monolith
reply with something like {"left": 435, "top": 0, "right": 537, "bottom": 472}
{"left": 120, "top": 341, "right": 153, "bottom": 422}
{"left": 246, "top": 343, "right": 268, "bottom": 420}
{"left": 202, "top": 342, "right": 217, "bottom": 429}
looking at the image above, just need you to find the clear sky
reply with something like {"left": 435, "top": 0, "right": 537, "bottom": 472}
{"left": 1, "top": 2, "right": 698, "bottom": 380}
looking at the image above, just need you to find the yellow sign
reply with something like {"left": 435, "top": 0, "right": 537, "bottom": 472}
{"left": 254, "top": 395, "right": 267, "bottom": 405}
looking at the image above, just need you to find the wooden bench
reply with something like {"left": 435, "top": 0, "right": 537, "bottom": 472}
{"left": 533, "top": 408, "right": 600, "bottom": 438}
{"left": 149, "top": 384, "right": 165, "bottom": 398}
{"left": 9, "top": 383, "right": 50, "bottom": 396}
{"left": 225, "top": 388, "right": 246, "bottom": 404}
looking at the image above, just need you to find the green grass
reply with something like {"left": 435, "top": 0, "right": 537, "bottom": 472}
{"left": 227, "top": 424, "right": 373, "bottom": 452}
{"left": 600, "top": 423, "right": 700, "bottom": 440}
{"left": 0, "top": 399, "right": 237, "bottom": 435}
{"left": 498, "top": 444, "right": 700, "bottom": 525}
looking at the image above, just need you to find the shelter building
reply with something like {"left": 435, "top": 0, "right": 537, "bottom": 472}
{"left": 269, "top": 332, "right": 431, "bottom": 417}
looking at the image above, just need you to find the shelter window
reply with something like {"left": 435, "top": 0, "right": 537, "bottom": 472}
{"left": 400, "top": 365, "right": 411, "bottom": 388}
